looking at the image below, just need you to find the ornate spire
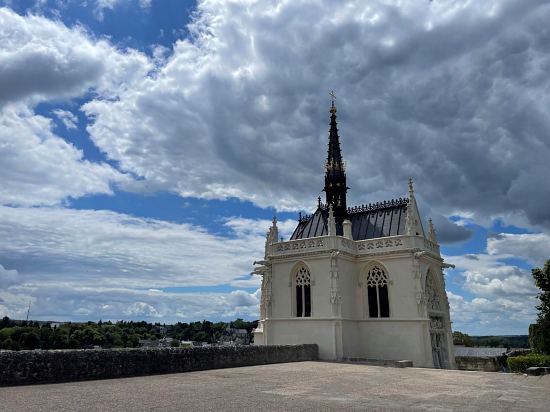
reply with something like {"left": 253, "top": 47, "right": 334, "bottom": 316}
{"left": 323, "top": 91, "right": 348, "bottom": 232}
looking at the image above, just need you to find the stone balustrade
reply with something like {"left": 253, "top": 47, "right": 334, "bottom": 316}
{"left": 270, "top": 235, "right": 439, "bottom": 257}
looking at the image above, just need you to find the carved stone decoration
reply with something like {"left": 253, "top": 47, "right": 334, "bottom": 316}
{"left": 429, "top": 315, "right": 444, "bottom": 331}
{"left": 329, "top": 250, "right": 342, "bottom": 317}
{"left": 425, "top": 272, "right": 441, "bottom": 312}
{"left": 412, "top": 250, "right": 427, "bottom": 315}
{"left": 252, "top": 261, "right": 272, "bottom": 321}
{"left": 264, "top": 232, "right": 269, "bottom": 259}
{"left": 429, "top": 315, "right": 449, "bottom": 369}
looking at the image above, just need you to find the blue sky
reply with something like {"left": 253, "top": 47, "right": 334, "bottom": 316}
{"left": 1, "top": 0, "right": 550, "bottom": 335}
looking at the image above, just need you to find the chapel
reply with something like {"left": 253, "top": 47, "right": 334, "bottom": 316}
{"left": 252, "top": 96, "right": 456, "bottom": 368}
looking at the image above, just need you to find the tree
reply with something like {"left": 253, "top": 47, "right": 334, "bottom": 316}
{"left": 531, "top": 259, "right": 550, "bottom": 354}
{"left": 452, "top": 331, "right": 473, "bottom": 347}
{"left": 2, "top": 338, "right": 12, "bottom": 350}
{"left": 20, "top": 332, "right": 40, "bottom": 350}
{"left": 1, "top": 316, "right": 13, "bottom": 329}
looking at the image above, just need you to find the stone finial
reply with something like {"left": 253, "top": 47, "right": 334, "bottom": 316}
{"left": 343, "top": 219, "right": 352, "bottom": 239}
{"left": 328, "top": 204, "right": 336, "bottom": 236}
{"left": 264, "top": 230, "right": 270, "bottom": 259}
{"left": 408, "top": 177, "right": 414, "bottom": 197}
{"left": 271, "top": 216, "right": 279, "bottom": 244}
{"left": 428, "top": 217, "right": 437, "bottom": 243}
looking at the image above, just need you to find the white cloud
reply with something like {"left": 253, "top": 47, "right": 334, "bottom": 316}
{"left": 4, "top": 2, "right": 550, "bottom": 225}
{"left": 447, "top": 289, "right": 537, "bottom": 335}
{"left": 0, "top": 7, "right": 151, "bottom": 107}
{"left": 0, "top": 105, "right": 128, "bottom": 206}
{"left": 0, "top": 7, "right": 151, "bottom": 207}
{"left": 0, "top": 263, "right": 19, "bottom": 288}
{"left": 93, "top": 0, "right": 121, "bottom": 21}
{"left": 52, "top": 109, "right": 78, "bottom": 130}
{"left": 0, "top": 283, "right": 260, "bottom": 323}
{"left": 93, "top": 0, "right": 152, "bottom": 21}
{"left": 139, "top": 0, "right": 152, "bottom": 9}
{"left": 444, "top": 244, "right": 540, "bottom": 334}
{"left": 74, "top": 0, "right": 550, "bottom": 231}
{"left": 487, "top": 232, "right": 550, "bottom": 267}
{"left": 447, "top": 252, "right": 538, "bottom": 296}
{"left": 0, "top": 206, "right": 275, "bottom": 287}
{"left": 0, "top": 206, "right": 285, "bottom": 321}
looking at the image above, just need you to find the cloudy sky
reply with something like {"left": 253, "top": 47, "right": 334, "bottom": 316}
{"left": 1, "top": 0, "right": 549, "bottom": 335}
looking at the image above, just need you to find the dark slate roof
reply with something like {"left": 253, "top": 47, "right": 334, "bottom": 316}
{"left": 290, "top": 198, "right": 409, "bottom": 241}
{"left": 290, "top": 208, "right": 328, "bottom": 240}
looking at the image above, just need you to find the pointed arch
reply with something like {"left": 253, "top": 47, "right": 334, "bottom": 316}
{"left": 360, "top": 261, "right": 391, "bottom": 318}
{"left": 290, "top": 261, "right": 312, "bottom": 317}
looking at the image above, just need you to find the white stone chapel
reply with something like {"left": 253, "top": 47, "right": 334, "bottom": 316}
{"left": 252, "top": 97, "right": 456, "bottom": 369}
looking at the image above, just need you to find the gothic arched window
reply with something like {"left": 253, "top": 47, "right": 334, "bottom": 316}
{"left": 366, "top": 266, "right": 390, "bottom": 318}
{"left": 295, "top": 266, "right": 311, "bottom": 317}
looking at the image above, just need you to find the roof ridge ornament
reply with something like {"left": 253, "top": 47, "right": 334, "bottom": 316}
{"left": 405, "top": 177, "right": 415, "bottom": 235}
{"left": 346, "top": 197, "right": 409, "bottom": 214}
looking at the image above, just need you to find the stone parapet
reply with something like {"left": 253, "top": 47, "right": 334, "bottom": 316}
{"left": 0, "top": 344, "right": 318, "bottom": 386}
{"left": 455, "top": 355, "right": 500, "bottom": 372}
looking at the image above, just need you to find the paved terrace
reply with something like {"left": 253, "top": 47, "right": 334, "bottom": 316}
{"left": 2, "top": 361, "right": 549, "bottom": 411}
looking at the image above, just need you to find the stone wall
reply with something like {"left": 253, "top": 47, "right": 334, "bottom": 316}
{"left": 455, "top": 356, "right": 500, "bottom": 372}
{"left": 0, "top": 344, "right": 318, "bottom": 386}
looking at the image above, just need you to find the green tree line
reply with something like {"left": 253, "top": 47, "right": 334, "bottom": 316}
{"left": 0, "top": 317, "right": 257, "bottom": 351}
{"left": 452, "top": 331, "right": 528, "bottom": 348}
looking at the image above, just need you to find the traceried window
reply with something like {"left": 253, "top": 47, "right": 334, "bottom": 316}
{"left": 295, "top": 266, "right": 311, "bottom": 317}
{"left": 366, "top": 266, "right": 390, "bottom": 318}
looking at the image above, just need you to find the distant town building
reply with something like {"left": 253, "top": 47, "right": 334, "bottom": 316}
{"left": 220, "top": 328, "right": 250, "bottom": 345}
{"left": 138, "top": 338, "right": 174, "bottom": 348}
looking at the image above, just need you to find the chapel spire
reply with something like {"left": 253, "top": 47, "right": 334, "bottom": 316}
{"left": 323, "top": 91, "right": 348, "bottom": 230}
